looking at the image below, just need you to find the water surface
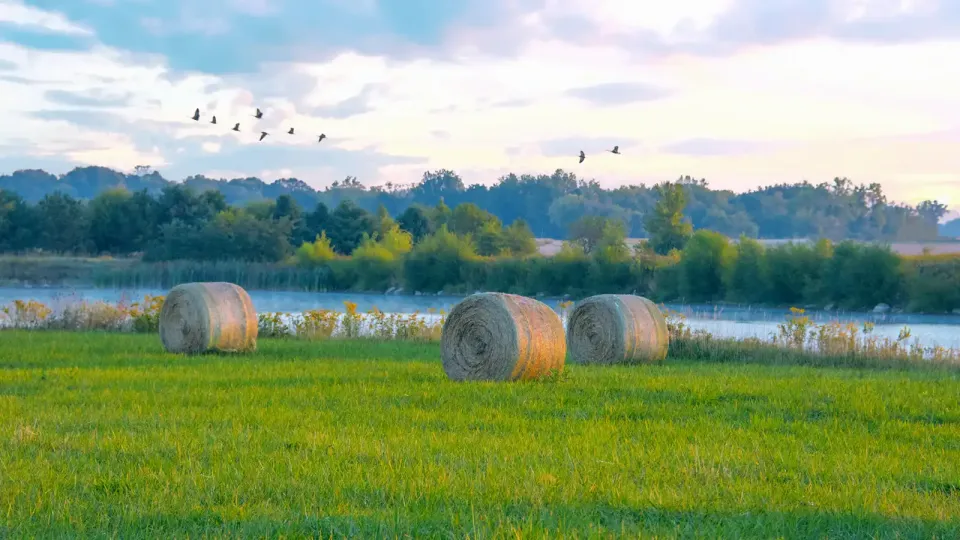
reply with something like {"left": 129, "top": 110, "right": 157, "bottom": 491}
{"left": 2, "top": 286, "right": 958, "bottom": 348}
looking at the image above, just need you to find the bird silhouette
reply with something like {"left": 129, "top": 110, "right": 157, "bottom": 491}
{"left": 191, "top": 108, "right": 200, "bottom": 121}
{"left": 252, "top": 108, "right": 263, "bottom": 119}
{"left": 608, "top": 145, "right": 620, "bottom": 154}
{"left": 210, "top": 116, "right": 217, "bottom": 125}
{"left": 287, "top": 127, "right": 295, "bottom": 135}
{"left": 317, "top": 134, "right": 326, "bottom": 142}
{"left": 232, "top": 123, "right": 240, "bottom": 132}
{"left": 259, "top": 131, "right": 268, "bottom": 142}
{"left": 578, "top": 150, "right": 586, "bottom": 164}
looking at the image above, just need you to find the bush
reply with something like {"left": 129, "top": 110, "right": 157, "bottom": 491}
{"left": 679, "top": 230, "right": 735, "bottom": 302}
{"left": 403, "top": 225, "right": 477, "bottom": 293}
{"left": 903, "top": 255, "right": 960, "bottom": 313}
{"left": 725, "top": 236, "right": 768, "bottom": 303}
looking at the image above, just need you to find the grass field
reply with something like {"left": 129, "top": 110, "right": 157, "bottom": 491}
{"left": 2, "top": 332, "right": 960, "bottom": 538}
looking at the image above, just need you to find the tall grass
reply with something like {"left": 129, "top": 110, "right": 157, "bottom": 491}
{"left": 0, "top": 256, "right": 337, "bottom": 291}
{"left": 2, "top": 295, "right": 958, "bottom": 370}
{"left": 4, "top": 250, "right": 960, "bottom": 314}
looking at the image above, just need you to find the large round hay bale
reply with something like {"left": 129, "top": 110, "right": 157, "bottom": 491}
{"left": 566, "top": 294, "right": 669, "bottom": 365}
{"left": 441, "top": 293, "right": 566, "bottom": 381}
{"left": 159, "top": 282, "right": 258, "bottom": 354}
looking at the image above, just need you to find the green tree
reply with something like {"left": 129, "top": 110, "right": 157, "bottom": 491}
{"left": 592, "top": 219, "right": 630, "bottom": 263}
{"left": 679, "top": 230, "right": 735, "bottom": 302}
{"left": 154, "top": 185, "right": 225, "bottom": 228}
{"left": 327, "top": 200, "right": 377, "bottom": 254}
{"left": 645, "top": 181, "right": 693, "bottom": 254}
{"left": 304, "top": 202, "right": 331, "bottom": 240}
{"left": 397, "top": 205, "right": 432, "bottom": 241}
{"left": 272, "top": 194, "right": 310, "bottom": 245}
{"left": 35, "top": 192, "right": 89, "bottom": 253}
{"left": 725, "top": 236, "right": 769, "bottom": 303}
{"left": 822, "top": 242, "right": 902, "bottom": 309}
{"left": 570, "top": 216, "right": 622, "bottom": 254}
{"left": 295, "top": 232, "right": 337, "bottom": 266}
{"left": 87, "top": 189, "right": 144, "bottom": 254}
{"left": 375, "top": 204, "right": 397, "bottom": 239}
{"left": 0, "top": 190, "right": 34, "bottom": 252}
{"left": 403, "top": 225, "right": 477, "bottom": 293}
{"left": 502, "top": 219, "right": 538, "bottom": 256}
{"left": 431, "top": 198, "right": 451, "bottom": 230}
{"left": 378, "top": 224, "right": 413, "bottom": 256}
{"left": 475, "top": 220, "right": 506, "bottom": 256}
{"left": 450, "top": 203, "right": 498, "bottom": 236}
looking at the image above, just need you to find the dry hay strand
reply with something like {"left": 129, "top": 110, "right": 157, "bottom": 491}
{"left": 441, "top": 292, "right": 566, "bottom": 382}
{"left": 159, "top": 282, "right": 257, "bottom": 355}
{"left": 566, "top": 294, "right": 669, "bottom": 365}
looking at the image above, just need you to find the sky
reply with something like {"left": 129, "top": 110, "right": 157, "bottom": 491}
{"left": 0, "top": 0, "right": 958, "bottom": 209}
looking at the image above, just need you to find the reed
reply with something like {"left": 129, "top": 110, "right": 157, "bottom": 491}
{"left": 2, "top": 295, "right": 958, "bottom": 370}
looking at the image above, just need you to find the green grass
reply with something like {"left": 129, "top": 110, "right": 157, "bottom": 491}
{"left": 2, "top": 332, "right": 960, "bottom": 538}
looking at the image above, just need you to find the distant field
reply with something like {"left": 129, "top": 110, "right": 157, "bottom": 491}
{"left": 2, "top": 332, "right": 959, "bottom": 537}
{"left": 535, "top": 237, "right": 960, "bottom": 256}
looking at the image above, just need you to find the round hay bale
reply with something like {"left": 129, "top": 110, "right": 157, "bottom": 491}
{"left": 441, "top": 293, "right": 566, "bottom": 382}
{"left": 566, "top": 294, "right": 669, "bottom": 365}
{"left": 159, "top": 282, "right": 258, "bottom": 355}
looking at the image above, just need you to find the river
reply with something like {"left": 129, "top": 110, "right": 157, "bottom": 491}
{"left": 2, "top": 286, "right": 960, "bottom": 349}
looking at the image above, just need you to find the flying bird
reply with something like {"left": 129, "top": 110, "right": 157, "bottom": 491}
{"left": 608, "top": 145, "right": 620, "bottom": 154}
{"left": 191, "top": 108, "right": 200, "bottom": 121}
{"left": 210, "top": 116, "right": 217, "bottom": 124}
{"left": 317, "top": 133, "right": 326, "bottom": 142}
{"left": 259, "top": 131, "right": 268, "bottom": 142}
{"left": 287, "top": 127, "right": 295, "bottom": 135}
{"left": 578, "top": 150, "right": 586, "bottom": 164}
{"left": 252, "top": 108, "right": 263, "bottom": 119}
{"left": 232, "top": 123, "right": 240, "bottom": 131}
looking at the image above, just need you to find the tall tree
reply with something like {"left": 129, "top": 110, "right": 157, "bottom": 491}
{"left": 645, "top": 181, "right": 693, "bottom": 254}
{"left": 35, "top": 192, "right": 89, "bottom": 253}
{"left": 327, "top": 200, "right": 377, "bottom": 254}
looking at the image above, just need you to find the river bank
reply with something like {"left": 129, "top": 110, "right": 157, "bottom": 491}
{"left": 3, "top": 285, "right": 960, "bottom": 349}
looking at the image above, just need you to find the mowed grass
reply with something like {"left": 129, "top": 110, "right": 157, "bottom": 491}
{"left": 2, "top": 333, "right": 960, "bottom": 538}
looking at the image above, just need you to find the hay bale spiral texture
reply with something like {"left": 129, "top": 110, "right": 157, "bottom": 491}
{"left": 441, "top": 293, "right": 566, "bottom": 381}
{"left": 566, "top": 294, "right": 669, "bottom": 365}
{"left": 159, "top": 282, "right": 258, "bottom": 354}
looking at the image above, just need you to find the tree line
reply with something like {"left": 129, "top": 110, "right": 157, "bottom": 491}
{"left": 0, "top": 165, "right": 952, "bottom": 241}
{"left": 0, "top": 183, "right": 543, "bottom": 261}
{"left": 0, "top": 179, "right": 956, "bottom": 312}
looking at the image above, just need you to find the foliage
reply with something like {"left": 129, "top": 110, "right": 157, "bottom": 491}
{"left": 402, "top": 225, "right": 477, "bottom": 293}
{"left": 645, "top": 181, "right": 693, "bottom": 254}
{"left": 0, "top": 166, "right": 948, "bottom": 242}
{"left": 0, "top": 169, "right": 956, "bottom": 311}
{"left": 679, "top": 230, "right": 736, "bottom": 302}
{"left": 725, "top": 236, "right": 768, "bottom": 303}
{"left": 295, "top": 232, "right": 338, "bottom": 266}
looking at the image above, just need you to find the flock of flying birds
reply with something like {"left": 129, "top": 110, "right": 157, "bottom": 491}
{"left": 580, "top": 146, "right": 620, "bottom": 163}
{"left": 191, "top": 106, "right": 619, "bottom": 163}
{"left": 190, "top": 107, "right": 327, "bottom": 143}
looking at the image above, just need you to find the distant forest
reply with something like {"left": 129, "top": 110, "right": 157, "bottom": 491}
{"left": 0, "top": 165, "right": 954, "bottom": 241}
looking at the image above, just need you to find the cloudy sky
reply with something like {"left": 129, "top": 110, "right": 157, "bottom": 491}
{"left": 0, "top": 0, "right": 958, "bottom": 207}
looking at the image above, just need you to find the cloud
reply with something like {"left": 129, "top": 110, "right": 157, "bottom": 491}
{"left": 660, "top": 138, "right": 782, "bottom": 156}
{"left": 44, "top": 88, "right": 132, "bottom": 107}
{"left": 0, "top": 0, "right": 957, "bottom": 208}
{"left": 566, "top": 82, "right": 671, "bottom": 106}
{"left": 310, "top": 84, "right": 382, "bottom": 119}
{"left": 0, "top": 0, "right": 93, "bottom": 35}
{"left": 201, "top": 141, "right": 221, "bottom": 153}
{"left": 704, "top": 0, "right": 960, "bottom": 49}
